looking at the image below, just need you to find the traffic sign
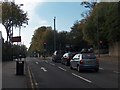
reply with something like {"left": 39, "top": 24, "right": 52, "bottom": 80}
{"left": 11, "top": 36, "right": 21, "bottom": 42}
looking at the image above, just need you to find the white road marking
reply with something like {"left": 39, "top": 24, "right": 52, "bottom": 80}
{"left": 99, "top": 67, "right": 104, "bottom": 70}
{"left": 45, "top": 61, "right": 48, "bottom": 63}
{"left": 72, "top": 73, "right": 92, "bottom": 83}
{"left": 35, "top": 83, "right": 38, "bottom": 86}
{"left": 35, "top": 62, "right": 39, "bottom": 64}
{"left": 41, "top": 67, "right": 47, "bottom": 72}
{"left": 113, "top": 71, "right": 120, "bottom": 74}
{"left": 50, "top": 63, "right": 55, "bottom": 66}
{"left": 58, "top": 66, "right": 67, "bottom": 71}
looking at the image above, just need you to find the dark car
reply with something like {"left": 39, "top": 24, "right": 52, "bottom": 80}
{"left": 70, "top": 53, "right": 99, "bottom": 72}
{"left": 61, "top": 52, "right": 77, "bottom": 66}
{"left": 52, "top": 50, "right": 65, "bottom": 63}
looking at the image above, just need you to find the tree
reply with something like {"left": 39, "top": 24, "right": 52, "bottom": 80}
{"left": 2, "top": 41, "right": 13, "bottom": 61}
{"left": 2, "top": 2, "right": 29, "bottom": 41}
{"left": 12, "top": 44, "right": 27, "bottom": 59}
{"left": 82, "top": 2, "right": 120, "bottom": 48}
{"left": 69, "top": 20, "right": 89, "bottom": 51}
{"left": 28, "top": 26, "right": 54, "bottom": 56}
{"left": 104, "top": 2, "right": 120, "bottom": 42}
{"left": 57, "top": 31, "right": 67, "bottom": 50}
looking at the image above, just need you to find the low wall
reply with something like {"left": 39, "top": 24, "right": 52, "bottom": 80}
{"left": 109, "top": 42, "right": 120, "bottom": 57}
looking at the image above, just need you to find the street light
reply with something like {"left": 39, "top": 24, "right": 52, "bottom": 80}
{"left": 9, "top": 2, "right": 23, "bottom": 43}
{"left": 97, "top": 10, "right": 100, "bottom": 57}
{"left": 54, "top": 16, "right": 56, "bottom": 52}
{"left": 18, "top": 4, "right": 24, "bottom": 37}
{"left": 18, "top": 4, "right": 24, "bottom": 46}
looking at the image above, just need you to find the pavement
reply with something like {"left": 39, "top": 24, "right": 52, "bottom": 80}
{"left": 2, "top": 58, "right": 28, "bottom": 89}
{"left": 2, "top": 54, "right": 119, "bottom": 89}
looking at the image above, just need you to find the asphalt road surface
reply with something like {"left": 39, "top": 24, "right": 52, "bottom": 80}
{"left": 26, "top": 57, "right": 119, "bottom": 88}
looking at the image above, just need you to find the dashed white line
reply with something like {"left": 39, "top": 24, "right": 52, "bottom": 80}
{"left": 99, "top": 67, "right": 104, "bottom": 70}
{"left": 50, "top": 63, "right": 55, "bottom": 66}
{"left": 72, "top": 73, "right": 92, "bottom": 83}
{"left": 113, "top": 71, "right": 120, "bottom": 74}
{"left": 45, "top": 61, "right": 48, "bottom": 63}
{"left": 41, "top": 67, "right": 47, "bottom": 72}
{"left": 35, "top": 83, "right": 38, "bottom": 86}
{"left": 58, "top": 66, "right": 67, "bottom": 71}
{"left": 35, "top": 62, "right": 39, "bottom": 64}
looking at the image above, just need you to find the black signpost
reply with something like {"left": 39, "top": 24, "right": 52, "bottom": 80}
{"left": 11, "top": 36, "right": 24, "bottom": 75}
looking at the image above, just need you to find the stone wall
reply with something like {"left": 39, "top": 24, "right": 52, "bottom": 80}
{"left": 109, "top": 42, "right": 120, "bottom": 57}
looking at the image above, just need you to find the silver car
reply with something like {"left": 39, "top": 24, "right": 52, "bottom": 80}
{"left": 70, "top": 53, "right": 99, "bottom": 72}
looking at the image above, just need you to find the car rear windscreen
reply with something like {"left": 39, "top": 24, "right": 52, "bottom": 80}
{"left": 82, "top": 54, "right": 96, "bottom": 59}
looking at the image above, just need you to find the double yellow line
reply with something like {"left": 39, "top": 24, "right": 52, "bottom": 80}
{"left": 27, "top": 64, "right": 39, "bottom": 90}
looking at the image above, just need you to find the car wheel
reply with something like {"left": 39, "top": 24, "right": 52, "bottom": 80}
{"left": 65, "top": 61, "right": 68, "bottom": 66}
{"left": 70, "top": 64, "right": 73, "bottom": 70}
{"left": 77, "top": 65, "right": 81, "bottom": 72}
{"left": 94, "top": 68, "right": 99, "bottom": 72}
{"left": 61, "top": 60, "right": 63, "bottom": 64}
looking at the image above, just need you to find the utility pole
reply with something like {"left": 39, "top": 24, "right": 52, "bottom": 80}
{"left": 97, "top": 11, "right": 100, "bottom": 58}
{"left": 54, "top": 17, "right": 56, "bottom": 52}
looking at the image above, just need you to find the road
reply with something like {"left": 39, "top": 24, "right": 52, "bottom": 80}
{"left": 26, "top": 57, "right": 118, "bottom": 88}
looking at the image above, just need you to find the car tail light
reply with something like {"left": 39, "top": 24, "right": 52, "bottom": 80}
{"left": 67, "top": 57, "right": 70, "bottom": 60}
{"left": 80, "top": 60, "right": 84, "bottom": 64}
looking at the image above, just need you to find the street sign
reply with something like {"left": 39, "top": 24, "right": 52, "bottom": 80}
{"left": 11, "top": 36, "right": 21, "bottom": 42}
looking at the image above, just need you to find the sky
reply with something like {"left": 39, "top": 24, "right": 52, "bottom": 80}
{"left": 0, "top": 0, "right": 89, "bottom": 48}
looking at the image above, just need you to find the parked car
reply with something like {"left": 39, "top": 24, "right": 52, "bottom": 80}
{"left": 52, "top": 50, "right": 65, "bottom": 63}
{"left": 61, "top": 52, "right": 77, "bottom": 66}
{"left": 81, "top": 48, "right": 93, "bottom": 54}
{"left": 70, "top": 53, "right": 99, "bottom": 72}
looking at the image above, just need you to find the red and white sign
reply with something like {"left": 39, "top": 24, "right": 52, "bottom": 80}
{"left": 11, "top": 36, "right": 21, "bottom": 42}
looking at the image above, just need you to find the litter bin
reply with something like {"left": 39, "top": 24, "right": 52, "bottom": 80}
{"left": 16, "top": 60, "right": 24, "bottom": 75}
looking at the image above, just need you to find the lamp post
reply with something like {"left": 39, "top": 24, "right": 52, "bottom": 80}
{"left": 18, "top": 4, "right": 23, "bottom": 37}
{"left": 97, "top": 10, "right": 100, "bottom": 57}
{"left": 18, "top": 4, "right": 23, "bottom": 46}
{"left": 9, "top": 2, "right": 23, "bottom": 43}
{"left": 54, "top": 17, "right": 56, "bottom": 52}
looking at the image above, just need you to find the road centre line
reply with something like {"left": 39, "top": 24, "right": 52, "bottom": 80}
{"left": 58, "top": 66, "right": 67, "bottom": 71}
{"left": 50, "top": 63, "right": 55, "bottom": 66}
{"left": 35, "top": 83, "right": 38, "bottom": 86}
{"left": 35, "top": 62, "right": 39, "bottom": 64}
{"left": 41, "top": 67, "right": 47, "bottom": 72}
{"left": 99, "top": 67, "right": 104, "bottom": 70}
{"left": 113, "top": 71, "right": 120, "bottom": 74}
{"left": 45, "top": 61, "right": 48, "bottom": 63}
{"left": 72, "top": 73, "right": 92, "bottom": 83}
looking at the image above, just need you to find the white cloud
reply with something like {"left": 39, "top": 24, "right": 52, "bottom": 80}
{"left": 0, "top": 0, "right": 50, "bottom": 48}
{"left": 13, "top": 0, "right": 50, "bottom": 48}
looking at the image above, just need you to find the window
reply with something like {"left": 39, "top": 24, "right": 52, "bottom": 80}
{"left": 82, "top": 54, "right": 96, "bottom": 59}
